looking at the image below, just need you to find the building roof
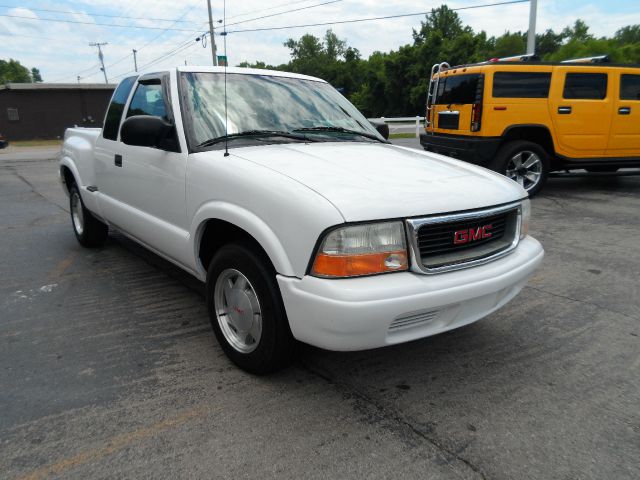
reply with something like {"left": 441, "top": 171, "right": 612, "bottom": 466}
{"left": 0, "top": 83, "right": 116, "bottom": 91}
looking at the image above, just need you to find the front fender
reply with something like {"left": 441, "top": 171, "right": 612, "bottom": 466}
{"left": 191, "top": 201, "right": 295, "bottom": 278}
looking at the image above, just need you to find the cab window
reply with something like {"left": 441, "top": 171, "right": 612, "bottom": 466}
{"left": 126, "top": 83, "right": 168, "bottom": 119}
{"left": 492, "top": 72, "right": 551, "bottom": 98}
{"left": 103, "top": 76, "right": 136, "bottom": 140}
{"left": 563, "top": 73, "right": 607, "bottom": 100}
{"left": 620, "top": 74, "right": 640, "bottom": 100}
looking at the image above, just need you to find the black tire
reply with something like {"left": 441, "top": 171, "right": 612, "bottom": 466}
{"left": 585, "top": 166, "right": 619, "bottom": 173}
{"left": 206, "top": 242, "right": 296, "bottom": 374}
{"left": 69, "top": 183, "right": 108, "bottom": 247}
{"left": 490, "top": 140, "right": 549, "bottom": 196}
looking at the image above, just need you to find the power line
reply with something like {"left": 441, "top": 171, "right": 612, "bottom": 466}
{"left": 226, "top": 0, "right": 343, "bottom": 28}
{"left": 0, "top": 12, "right": 201, "bottom": 31}
{"left": 0, "top": 4, "right": 199, "bottom": 23}
{"left": 110, "top": 36, "right": 201, "bottom": 81}
{"left": 226, "top": 0, "right": 322, "bottom": 21}
{"left": 225, "top": 0, "right": 529, "bottom": 34}
{"left": 101, "top": 12, "right": 203, "bottom": 71}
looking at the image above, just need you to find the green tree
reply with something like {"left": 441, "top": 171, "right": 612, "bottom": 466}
{"left": 31, "top": 67, "right": 43, "bottom": 82}
{"left": 238, "top": 6, "right": 640, "bottom": 117}
{"left": 413, "top": 5, "right": 464, "bottom": 44}
{"left": 615, "top": 25, "right": 640, "bottom": 44}
{"left": 0, "top": 59, "right": 34, "bottom": 83}
{"left": 491, "top": 32, "right": 527, "bottom": 58}
{"left": 562, "top": 19, "right": 592, "bottom": 43}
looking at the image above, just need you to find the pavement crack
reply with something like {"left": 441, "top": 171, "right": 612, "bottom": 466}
{"left": 299, "top": 359, "right": 487, "bottom": 480}
{"left": 12, "top": 169, "right": 67, "bottom": 213}
{"left": 524, "top": 285, "right": 640, "bottom": 323}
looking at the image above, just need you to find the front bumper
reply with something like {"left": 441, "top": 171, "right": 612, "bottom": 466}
{"left": 278, "top": 236, "right": 543, "bottom": 351}
{"left": 420, "top": 133, "right": 501, "bottom": 166}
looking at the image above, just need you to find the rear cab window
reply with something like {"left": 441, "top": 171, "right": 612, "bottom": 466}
{"left": 563, "top": 73, "right": 608, "bottom": 99}
{"left": 103, "top": 76, "right": 137, "bottom": 141}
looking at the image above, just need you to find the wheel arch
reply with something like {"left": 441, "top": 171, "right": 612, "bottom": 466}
{"left": 501, "top": 124, "right": 556, "bottom": 157}
{"left": 59, "top": 157, "right": 82, "bottom": 196}
{"left": 192, "top": 203, "right": 296, "bottom": 279}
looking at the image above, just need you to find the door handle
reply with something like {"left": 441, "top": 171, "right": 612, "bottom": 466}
{"left": 618, "top": 107, "right": 631, "bottom": 115}
{"left": 558, "top": 106, "right": 572, "bottom": 114}
{"left": 115, "top": 154, "right": 122, "bottom": 167}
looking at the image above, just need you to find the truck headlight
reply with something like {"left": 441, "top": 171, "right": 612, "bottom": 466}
{"left": 520, "top": 198, "right": 531, "bottom": 239}
{"left": 312, "top": 221, "right": 408, "bottom": 278}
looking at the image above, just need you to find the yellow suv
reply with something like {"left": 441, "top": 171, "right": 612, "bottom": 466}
{"left": 420, "top": 56, "right": 640, "bottom": 195}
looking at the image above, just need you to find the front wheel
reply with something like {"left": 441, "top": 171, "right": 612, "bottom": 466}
{"left": 69, "top": 183, "right": 108, "bottom": 247}
{"left": 491, "top": 141, "right": 549, "bottom": 196}
{"left": 206, "top": 243, "right": 296, "bottom": 374}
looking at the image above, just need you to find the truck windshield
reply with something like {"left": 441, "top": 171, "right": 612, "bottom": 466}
{"left": 180, "top": 72, "right": 383, "bottom": 147}
{"left": 434, "top": 74, "right": 481, "bottom": 105}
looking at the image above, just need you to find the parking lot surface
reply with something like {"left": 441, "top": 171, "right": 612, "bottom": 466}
{"left": 1, "top": 142, "right": 639, "bottom": 479}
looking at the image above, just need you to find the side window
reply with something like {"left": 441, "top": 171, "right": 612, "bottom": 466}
{"left": 103, "top": 76, "right": 136, "bottom": 141}
{"left": 126, "top": 83, "right": 168, "bottom": 120}
{"left": 620, "top": 74, "right": 640, "bottom": 100}
{"left": 563, "top": 73, "right": 607, "bottom": 100}
{"left": 492, "top": 72, "right": 551, "bottom": 98}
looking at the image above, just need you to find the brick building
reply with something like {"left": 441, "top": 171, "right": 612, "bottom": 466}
{"left": 0, "top": 83, "right": 115, "bottom": 141}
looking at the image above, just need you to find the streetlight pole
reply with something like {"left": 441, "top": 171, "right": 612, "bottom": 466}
{"left": 527, "top": 0, "right": 538, "bottom": 55}
{"left": 132, "top": 49, "right": 138, "bottom": 72}
{"left": 206, "top": 0, "right": 218, "bottom": 66}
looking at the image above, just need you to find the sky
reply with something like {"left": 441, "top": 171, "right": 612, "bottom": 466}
{"left": 1, "top": 0, "right": 638, "bottom": 84}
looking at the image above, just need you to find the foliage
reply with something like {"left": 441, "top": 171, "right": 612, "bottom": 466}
{"left": 238, "top": 6, "right": 640, "bottom": 116}
{"left": 0, "top": 59, "right": 43, "bottom": 83}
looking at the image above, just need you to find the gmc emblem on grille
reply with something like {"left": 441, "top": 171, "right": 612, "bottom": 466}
{"left": 453, "top": 225, "right": 493, "bottom": 245}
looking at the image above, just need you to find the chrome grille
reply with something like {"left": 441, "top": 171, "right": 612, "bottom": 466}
{"left": 406, "top": 202, "right": 522, "bottom": 274}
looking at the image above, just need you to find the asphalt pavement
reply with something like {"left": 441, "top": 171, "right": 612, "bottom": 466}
{"left": 1, "top": 142, "right": 639, "bottom": 479}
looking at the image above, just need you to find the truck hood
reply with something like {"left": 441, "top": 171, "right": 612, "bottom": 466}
{"left": 231, "top": 142, "right": 525, "bottom": 222}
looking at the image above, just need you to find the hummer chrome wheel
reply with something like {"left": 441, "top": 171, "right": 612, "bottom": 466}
{"left": 506, "top": 150, "right": 542, "bottom": 192}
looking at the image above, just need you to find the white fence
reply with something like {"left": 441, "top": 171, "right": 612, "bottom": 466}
{"left": 368, "top": 116, "right": 425, "bottom": 138}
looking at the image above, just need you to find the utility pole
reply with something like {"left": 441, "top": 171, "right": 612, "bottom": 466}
{"left": 89, "top": 42, "right": 109, "bottom": 83}
{"left": 527, "top": 0, "right": 538, "bottom": 55}
{"left": 206, "top": 0, "right": 218, "bottom": 66}
{"left": 132, "top": 49, "right": 138, "bottom": 72}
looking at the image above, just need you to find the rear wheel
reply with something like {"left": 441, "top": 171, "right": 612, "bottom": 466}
{"left": 206, "top": 242, "right": 296, "bottom": 374}
{"left": 69, "top": 183, "right": 108, "bottom": 247}
{"left": 491, "top": 140, "right": 549, "bottom": 196}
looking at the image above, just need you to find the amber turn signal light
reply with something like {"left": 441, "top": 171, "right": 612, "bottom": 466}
{"left": 313, "top": 250, "right": 408, "bottom": 278}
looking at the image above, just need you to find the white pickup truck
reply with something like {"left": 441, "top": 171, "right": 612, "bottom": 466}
{"left": 60, "top": 67, "right": 544, "bottom": 373}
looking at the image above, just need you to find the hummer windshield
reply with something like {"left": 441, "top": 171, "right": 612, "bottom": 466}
{"left": 180, "top": 72, "right": 384, "bottom": 149}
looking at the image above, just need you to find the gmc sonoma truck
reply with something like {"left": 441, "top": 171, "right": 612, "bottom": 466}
{"left": 60, "top": 67, "right": 544, "bottom": 373}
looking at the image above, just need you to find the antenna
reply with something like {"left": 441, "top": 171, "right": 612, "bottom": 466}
{"left": 223, "top": 0, "right": 229, "bottom": 157}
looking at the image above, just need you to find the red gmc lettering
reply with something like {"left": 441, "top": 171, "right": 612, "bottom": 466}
{"left": 454, "top": 224, "right": 493, "bottom": 245}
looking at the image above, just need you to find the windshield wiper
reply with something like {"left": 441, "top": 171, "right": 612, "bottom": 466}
{"left": 197, "top": 130, "right": 309, "bottom": 148}
{"left": 292, "top": 126, "right": 386, "bottom": 143}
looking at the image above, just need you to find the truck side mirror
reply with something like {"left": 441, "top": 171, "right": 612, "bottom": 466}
{"left": 121, "top": 115, "right": 179, "bottom": 152}
{"left": 370, "top": 120, "right": 389, "bottom": 140}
